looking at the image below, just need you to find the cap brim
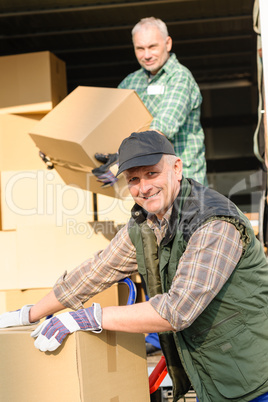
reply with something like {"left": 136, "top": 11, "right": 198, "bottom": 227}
{"left": 117, "top": 153, "right": 163, "bottom": 176}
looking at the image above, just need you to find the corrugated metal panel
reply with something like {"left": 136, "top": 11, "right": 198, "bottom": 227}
{"left": 0, "top": 0, "right": 256, "bottom": 91}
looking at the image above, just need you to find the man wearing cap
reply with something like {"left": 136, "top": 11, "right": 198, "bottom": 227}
{"left": 1, "top": 131, "right": 268, "bottom": 401}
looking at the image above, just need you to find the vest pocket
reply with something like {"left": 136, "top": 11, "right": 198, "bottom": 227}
{"left": 199, "top": 322, "right": 267, "bottom": 398}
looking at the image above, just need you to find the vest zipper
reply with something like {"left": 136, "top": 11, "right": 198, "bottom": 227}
{"left": 191, "top": 311, "right": 240, "bottom": 341}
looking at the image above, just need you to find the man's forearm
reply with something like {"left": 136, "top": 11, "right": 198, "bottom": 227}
{"left": 29, "top": 293, "right": 175, "bottom": 334}
{"left": 102, "top": 301, "right": 174, "bottom": 333}
{"left": 29, "top": 290, "right": 66, "bottom": 322}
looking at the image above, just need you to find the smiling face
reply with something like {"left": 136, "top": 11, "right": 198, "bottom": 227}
{"left": 124, "top": 155, "right": 182, "bottom": 220}
{"left": 133, "top": 26, "right": 172, "bottom": 75}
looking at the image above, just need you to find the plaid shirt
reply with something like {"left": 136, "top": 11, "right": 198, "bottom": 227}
{"left": 54, "top": 213, "right": 242, "bottom": 331}
{"left": 118, "top": 53, "right": 207, "bottom": 185}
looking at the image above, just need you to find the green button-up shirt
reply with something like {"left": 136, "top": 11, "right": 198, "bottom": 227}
{"left": 118, "top": 53, "right": 207, "bottom": 185}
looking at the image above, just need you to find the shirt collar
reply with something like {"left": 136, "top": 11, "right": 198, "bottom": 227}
{"left": 144, "top": 53, "right": 177, "bottom": 80}
{"left": 147, "top": 205, "right": 173, "bottom": 230}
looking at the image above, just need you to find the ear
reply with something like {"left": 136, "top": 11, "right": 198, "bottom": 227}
{"left": 174, "top": 158, "right": 183, "bottom": 180}
{"left": 166, "top": 36, "right": 172, "bottom": 52}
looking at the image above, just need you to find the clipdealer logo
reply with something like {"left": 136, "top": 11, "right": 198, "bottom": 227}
{"left": 4, "top": 170, "right": 132, "bottom": 234}
{"left": 4, "top": 170, "right": 92, "bottom": 227}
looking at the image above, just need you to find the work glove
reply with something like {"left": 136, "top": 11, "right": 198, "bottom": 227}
{"left": 31, "top": 303, "right": 102, "bottom": 352}
{"left": 94, "top": 169, "right": 118, "bottom": 187}
{"left": 92, "top": 152, "right": 119, "bottom": 187}
{"left": 94, "top": 152, "right": 118, "bottom": 166}
{"left": 0, "top": 305, "right": 39, "bottom": 328}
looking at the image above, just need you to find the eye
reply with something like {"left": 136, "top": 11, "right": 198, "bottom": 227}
{"left": 148, "top": 171, "right": 157, "bottom": 177}
{"left": 128, "top": 176, "right": 138, "bottom": 184}
{"left": 149, "top": 44, "right": 158, "bottom": 50}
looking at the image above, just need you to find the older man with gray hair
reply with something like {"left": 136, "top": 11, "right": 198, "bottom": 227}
{"left": 95, "top": 17, "right": 207, "bottom": 189}
{"left": 118, "top": 17, "right": 207, "bottom": 185}
{"left": 2, "top": 131, "right": 268, "bottom": 402}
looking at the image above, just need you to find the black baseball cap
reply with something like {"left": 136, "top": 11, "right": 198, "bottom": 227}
{"left": 117, "top": 130, "right": 176, "bottom": 176}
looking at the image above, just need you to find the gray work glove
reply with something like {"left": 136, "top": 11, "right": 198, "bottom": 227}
{"left": 0, "top": 305, "right": 39, "bottom": 328}
{"left": 31, "top": 303, "right": 102, "bottom": 352}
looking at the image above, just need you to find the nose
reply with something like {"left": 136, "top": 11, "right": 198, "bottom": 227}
{"left": 139, "top": 178, "right": 152, "bottom": 194}
{"left": 144, "top": 48, "right": 152, "bottom": 59}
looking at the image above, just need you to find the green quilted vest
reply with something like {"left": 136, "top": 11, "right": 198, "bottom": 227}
{"left": 129, "top": 178, "right": 268, "bottom": 402}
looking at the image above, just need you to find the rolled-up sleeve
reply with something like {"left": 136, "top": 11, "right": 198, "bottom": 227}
{"left": 149, "top": 220, "right": 243, "bottom": 331}
{"left": 53, "top": 224, "right": 138, "bottom": 310}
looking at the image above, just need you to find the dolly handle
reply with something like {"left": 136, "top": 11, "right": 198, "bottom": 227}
{"left": 149, "top": 355, "right": 168, "bottom": 394}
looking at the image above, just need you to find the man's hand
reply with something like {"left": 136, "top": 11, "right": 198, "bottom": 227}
{"left": 92, "top": 152, "right": 119, "bottom": 187}
{"left": 0, "top": 305, "right": 39, "bottom": 328}
{"left": 31, "top": 303, "right": 102, "bottom": 352}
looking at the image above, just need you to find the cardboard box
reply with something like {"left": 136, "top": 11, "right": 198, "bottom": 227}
{"left": 29, "top": 86, "right": 152, "bottom": 196}
{"left": 0, "top": 114, "right": 46, "bottom": 171}
{"left": 0, "top": 283, "right": 131, "bottom": 314}
{"left": 29, "top": 86, "right": 152, "bottom": 168}
{"left": 0, "top": 328, "right": 150, "bottom": 402}
{"left": 0, "top": 51, "right": 67, "bottom": 114}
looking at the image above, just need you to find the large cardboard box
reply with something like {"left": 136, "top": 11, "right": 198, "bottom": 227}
{"left": 29, "top": 86, "right": 152, "bottom": 168}
{"left": 0, "top": 51, "right": 67, "bottom": 114}
{"left": 0, "top": 328, "right": 150, "bottom": 402}
{"left": 29, "top": 86, "right": 152, "bottom": 197}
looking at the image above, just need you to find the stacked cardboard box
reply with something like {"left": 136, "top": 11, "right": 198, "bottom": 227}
{"left": 0, "top": 52, "right": 95, "bottom": 295}
{"left": 0, "top": 51, "right": 67, "bottom": 114}
{"left": 0, "top": 52, "right": 150, "bottom": 303}
{"left": 0, "top": 51, "right": 152, "bottom": 400}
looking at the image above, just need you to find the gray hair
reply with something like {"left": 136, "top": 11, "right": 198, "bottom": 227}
{"left": 163, "top": 154, "right": 178, "bottom": 166}
{"left": 132, "top": 17, "right": 169, "bottom": 41}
